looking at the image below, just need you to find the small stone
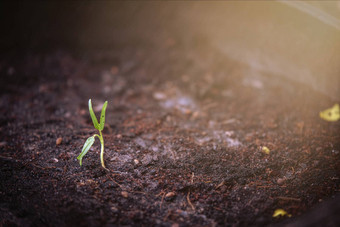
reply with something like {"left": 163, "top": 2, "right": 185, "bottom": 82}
{"left": 121, "top": 191, "right": 129, "bottom": 198}
{"left": 64, "top": 112, "right": 71, "bottom": 118}
{"left": 49, "top": 158, "right": 59, "bottom": 163}
{"left": 153, "top": 92, "right": 166, "bottom": 100}
{"left": 165, "top": 192, "right": 176, "bottom": 198}
{"left": 111, "top": 206, "right": 118, "bottom": 212}
{"left": 28, "top": 145, "right": 35, "bottom": 151}
{"left": 277, "top": 178, "right": 285, "bottom": 185}
{"left": 134, "top": 159, "right": 140, "bottom": 165}
{"left": 184, "top": 108, "right": 192, "bottom": 115}
{"left": 332, "top": 150, "right": 339, "bottom": 155}
{"left": 56, "top": 137, "right": 63, "bottom": 145}
{"left": 192, "top": 111, "right": 200, "bottom": 119}
{"left": 261, "top": 146, "right": 270, "bottom": 155}
{"left": 116, "top": 134, "right": 122, "bottom": 139}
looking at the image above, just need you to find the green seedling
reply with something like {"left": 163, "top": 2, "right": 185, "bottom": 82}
{"left": 77, "top": 99, "right": 108, "bottom": 169}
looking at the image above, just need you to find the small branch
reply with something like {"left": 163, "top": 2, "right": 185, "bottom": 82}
{"left": 276, "top": 196, "right": 301, "bottom": 202}
{"left": 107, "top": 175, "right": 125, "bottom": 190}
{"left": 0, "top": 155, "right": 14, "bottom": 161}
{"left": 187, "top": 172, "right": 195, "bottom": 211}
{"left": 187, "top": 191, "right": 195, "bottom": 211}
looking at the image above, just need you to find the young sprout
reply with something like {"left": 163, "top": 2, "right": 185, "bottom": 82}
{"left": 77, "top": 99, "right": 108, "bottom": 170}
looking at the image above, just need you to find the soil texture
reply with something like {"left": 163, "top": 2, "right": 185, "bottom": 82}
{"left": 0, "top": 2, "right": 339, "bottom": 227}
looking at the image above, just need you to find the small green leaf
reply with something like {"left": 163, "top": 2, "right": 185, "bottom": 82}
{"left": 77, "top": 136, "right": 95, "bottom": 166}
{"left": 89, "top": 99, "right": 100, "bottom": 130}
{"left": 99, "top": 101, "right": 108, "bottom": 131}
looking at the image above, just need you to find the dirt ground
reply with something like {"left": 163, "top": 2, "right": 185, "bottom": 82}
{"left": 0, "top": 2, "right": 339, "bottom": 227}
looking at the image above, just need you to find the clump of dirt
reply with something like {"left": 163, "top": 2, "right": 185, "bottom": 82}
{"left": 1, "top": 39, "right": 339, "bottom": 226}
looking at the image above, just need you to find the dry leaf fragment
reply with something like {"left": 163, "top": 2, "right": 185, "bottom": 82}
{"left": 319, "top": 104, "right": 340, "bottom": 122}
{"left": 262, "top": 146, "right": 270, "bottom": 155}
{"left": 273, "top": 209, "right": 291, "bottom": 218}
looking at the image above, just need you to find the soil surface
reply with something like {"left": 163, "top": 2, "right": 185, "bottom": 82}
{"left": 1, "top": 2, "right": 339, "bottom": 227}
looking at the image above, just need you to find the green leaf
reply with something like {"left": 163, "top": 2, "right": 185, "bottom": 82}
{"left": 99, "top": 101, "right": 108, "bottom": 131}
{"left": 77, "top": 136, "right": 95, "bottom": 166}
{"left": 88, "top": 99, "right": 100, "bottom": 130}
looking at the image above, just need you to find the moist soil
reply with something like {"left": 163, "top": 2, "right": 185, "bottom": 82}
{"left": 1, "top": 3, "right": 340, "bottom": 227}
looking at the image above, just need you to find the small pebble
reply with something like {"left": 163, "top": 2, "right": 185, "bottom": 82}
{"left": 111, "top": 206, "right": 118, "bottom": 212}
{"left": 153, "top": 92, "right": 166, "bottom": 100}
{"left": 184, "top": 108, "right": 192, "bottom": 115}
{"left": 0, "top": 141, "right": 7, "bottom": 147}
{"left": 165, "top": 192, "right": 176, "bottom": 198}
{"left": 56, "top": 137, "right": 62, "bottom": 145}
{"left": 262, "top": 146, "right": 270, "bottom": 155}
{"left": 49, "top": 158, "right": 59, "bottom": 163}
{"left": 121, "top": 191, "right": 129, "bottom": 198}
{"left": 277, "top": 178, "right": 285, "bottom": 185}
{"left": 191, "top": 111, "right": 200, "bottom": 119}
{"left": 332, "top": 150, "right": 339, "bottom": 155}
{"left": 134, "top": 159, "right": 140, "bottom": 165}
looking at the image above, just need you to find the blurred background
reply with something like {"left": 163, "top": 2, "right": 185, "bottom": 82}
{"left": 1, "top": 1, "right": 339, "bottom": 100}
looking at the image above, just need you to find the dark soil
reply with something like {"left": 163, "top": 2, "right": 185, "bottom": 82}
{"left": 0, "top": 2, "right": 339, "bottom": 227}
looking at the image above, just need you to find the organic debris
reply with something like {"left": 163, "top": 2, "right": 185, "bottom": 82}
{"left": 273, "top": 209, "right": 291, "bottom": 218}
{"left": 319, "top": 104, "right": 340, "bottom": 122}
{"left": 261, "top": 146, "right": 270, "bottom": 155}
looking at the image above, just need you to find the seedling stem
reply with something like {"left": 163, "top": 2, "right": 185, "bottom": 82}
{"left": 77, "top": 99, "right": 108, "bottom": 170}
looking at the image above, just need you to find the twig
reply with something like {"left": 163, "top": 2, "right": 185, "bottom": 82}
{"left": 187, "top": 191, "right": 195, "bottom": 211}
{"left": 0, "top": 155, "right": 14, "bottom": 161}
{"left": 187, "top": 172, "right": 195, "bottom": 211}
{"left": 107, "top": 175, "right": 125, "bottom": 190}
{"left": 257, "top": 185, "right": 272, "bottom": 188}
{"left": 215, "top": 180, "right": 225, "bottom": 190}
{"left": 276, "top": 196, "right": 301, "bottom": 202}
